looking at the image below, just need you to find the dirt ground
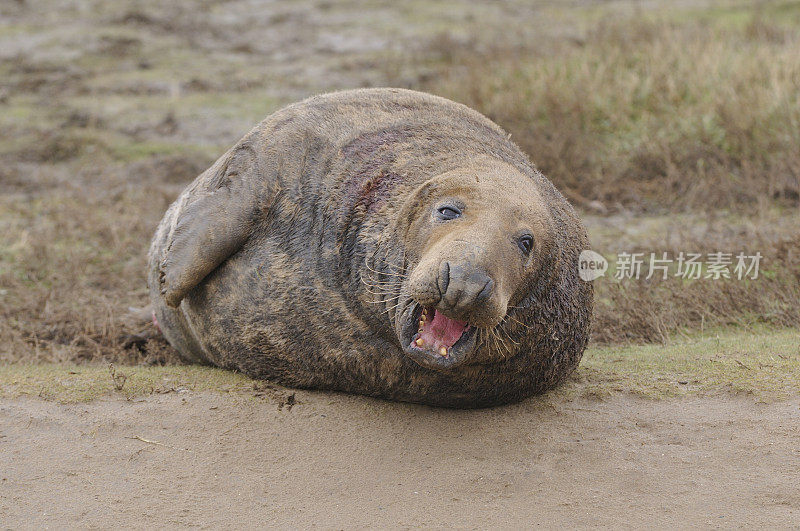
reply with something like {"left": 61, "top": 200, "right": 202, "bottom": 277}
{"left": 2, "top": 391, "right": 799, "bottom": 528}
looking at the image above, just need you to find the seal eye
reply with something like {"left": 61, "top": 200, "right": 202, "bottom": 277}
{"left": 436, "top": 205, "right": 462, "bottom": 221}
{"left": 518, "top": 234, "right": 534, "bottom": 255}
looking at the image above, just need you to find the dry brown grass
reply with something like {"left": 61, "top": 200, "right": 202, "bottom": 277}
{"left": 401, "top": 14, "right": 800, "bottom": 213}
{"left": 591, "top": 229, "right": 800, "bottom": 343}
{"left": 0, "top": 155, "right": 199, "bottom": 364}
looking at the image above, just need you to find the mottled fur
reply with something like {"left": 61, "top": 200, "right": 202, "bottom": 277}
{"left": 147, "top": 88, "right": 593, "bottom": 408}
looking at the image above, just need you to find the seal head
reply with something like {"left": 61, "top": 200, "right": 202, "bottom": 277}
{"left": 383, "top": 158, "right": 554, "bottom": 370}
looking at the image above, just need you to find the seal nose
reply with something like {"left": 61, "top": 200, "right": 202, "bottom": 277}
{"left": 438, "top": 261, "right": 495, "bottom": 314}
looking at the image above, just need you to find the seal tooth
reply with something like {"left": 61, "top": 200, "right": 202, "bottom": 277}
{"left": 439, "top": 346, "right": 448, "bottom": 357}
{"left": 415, "top": 338, "right": 424, "bottom": 347}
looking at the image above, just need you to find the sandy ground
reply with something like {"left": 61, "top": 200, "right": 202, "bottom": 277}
{"left": 2, "top": 392, "right": 799, "bottom": 528}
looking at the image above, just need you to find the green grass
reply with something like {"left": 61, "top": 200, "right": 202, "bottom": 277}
{"left": 106, "top": 137, "right": 217, "bottom": 162}
{"left": 2, "top": 329, "right": 798, "bottom": 403}
{"left": 0, "top": 363, "right": 254, "bottom": 402}
{"left": 570, "top": 328, "right": 800, "bottom": 400}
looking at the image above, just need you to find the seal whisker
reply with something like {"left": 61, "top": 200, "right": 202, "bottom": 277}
{"left": 359, "top": 279, "right": 398, "bottom": 293}
{"left": 361, "top": 277, "right": 401, "bottom": 288}
{"left": 365, "top": 297, "right": 399, "bottom": 305}
{"left": 370, "top": 244, "right": 408, "bottom": 280}
{"left": 364, "top": 262, "right": 408, "bottom": 279}
{"left": 477, "top": 326, "right": 506, "bottom": 359}
{"left": 362, "top": 286, "right": 402, "bottom": 301}
{"left": 487, "top": 329, "right": 502, "bottom": 359}
{"left": 495, "top": 331, "right": 511, "bottom": 358}
{"left": 360, "top": 285, "right": 401, "bottom": 299}
{"left": 380, "top": 299, "right": 405, "bottom": 316}
{"left": 375, "top": 244, "right": 406, "bottom": 274}
{"left": 490, "top": 325, "right": 514, "bottom": 358}
{"left": 363, "top": 285, "right": 400, "bottom": 295}
{"left": 364, "top": 289, "right": 392, "bottom": 296}
{"left": 495, "top": 328, "right": 508, "bottom": 357}
{"left": 496, "top": 323, "right": 520, "bottom": 348}
{"left": 375, "top": 256, "right": 406, "bottom": 275}
{"left": 378, "top": 300, "right": 403, "bottom": 312}
{"left": 359, "top": 272, "right": 402, "bottom": 291}
{"left": 364, "top": 245, "right": 406, "bottom": 277}
{"left": 506, "top": 313, "right": 535, "bottom": 331}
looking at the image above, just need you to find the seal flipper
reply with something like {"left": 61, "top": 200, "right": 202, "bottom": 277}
{"left": 159, "top": 144, "right": 264, "bottom": 307}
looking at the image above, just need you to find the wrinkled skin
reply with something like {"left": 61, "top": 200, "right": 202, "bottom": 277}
{"left": 148, "top": 88, "right": 593, "bottom": 408}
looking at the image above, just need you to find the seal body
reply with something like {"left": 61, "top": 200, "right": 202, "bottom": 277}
{"left": 147, "top": 88, "right": 592, "bottom": 408}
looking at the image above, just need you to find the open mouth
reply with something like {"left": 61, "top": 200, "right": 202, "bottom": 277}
{"left": 402, "top": 304, "right": 477, "bottom": 369}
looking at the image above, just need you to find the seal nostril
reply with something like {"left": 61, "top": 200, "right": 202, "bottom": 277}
{"left": 476, "top": 277, "right": 494, "bottom": 303}
{"left": 437, "top": 261, "right": 450, "bottom": 300}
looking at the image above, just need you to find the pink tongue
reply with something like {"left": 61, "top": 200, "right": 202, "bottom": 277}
{"left": 420, "top": 310, "right": 468, "bottom": 349}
